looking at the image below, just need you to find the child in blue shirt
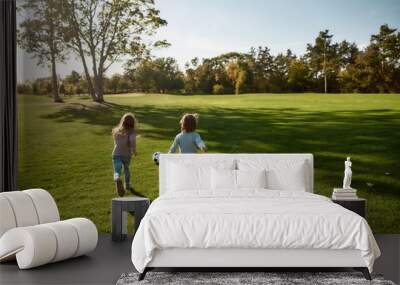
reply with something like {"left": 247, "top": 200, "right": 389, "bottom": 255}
{"left": 169, "top": 113, "right": 207, "bottom": 153}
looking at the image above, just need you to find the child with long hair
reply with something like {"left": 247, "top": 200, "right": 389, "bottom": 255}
{"left": 169, "top": 113, "right": 207, "bottom": 153}
{"left": 112, "top": 113, "right": 137, "bottom": 197}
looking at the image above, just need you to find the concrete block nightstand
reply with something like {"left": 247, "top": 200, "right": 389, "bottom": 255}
{"left": 111, "top": 196, "right": 150, "bottom": 242}
{"left": 332, "top": 198, "right": 366, "bottom": 218}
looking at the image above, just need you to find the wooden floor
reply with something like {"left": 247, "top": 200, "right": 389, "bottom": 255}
{"left": 0, "top": 234, "right": 399, "bottom": 285}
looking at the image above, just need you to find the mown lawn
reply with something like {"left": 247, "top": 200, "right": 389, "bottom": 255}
{"left": 17, "top": 93, "right": 400, "bottom": 233}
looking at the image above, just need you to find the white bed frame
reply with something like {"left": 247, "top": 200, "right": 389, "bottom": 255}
{"left": 141, "top": 154, "right": 370, "bottom": 280}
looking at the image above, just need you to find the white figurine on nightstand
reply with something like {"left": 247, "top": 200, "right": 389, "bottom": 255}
{"left": 343, "top": 157, "right": 352, "bottom": 189}
{"left": 332, "top": 157, "right": 357, "bottom": 200}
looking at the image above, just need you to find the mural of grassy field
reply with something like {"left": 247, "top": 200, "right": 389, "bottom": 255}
{"left": 17, "top": 93, "right": 400, "bottom": 233}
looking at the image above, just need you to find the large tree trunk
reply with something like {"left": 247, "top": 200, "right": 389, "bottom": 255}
{"left": 48, "top": 7, "right": 61, "bottom": 103}
{"left": 68, "top": 1, "right": 96, "bottom": 101}
{"left": 82, "top": 65, "right": 96, "bottom": 100}
{"left": 83, "top": 73, "right": 96, "bottom": 100}
{"left": 90, "top": 47, "right": 104, "bottom": 103}
{"left": 76, "top": 40, "right": 96, "bottom": 100}
{"left": 49, "top": 18, "right": 61, "bottom": 103}
{"left": 50, "top": 53, "right": 61, "bottom": 102}
{"left": 93, "top": 74, "right": 104, "bottom": 102}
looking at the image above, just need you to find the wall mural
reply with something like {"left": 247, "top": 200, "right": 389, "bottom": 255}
{"left": 16, "top": 0, "right": 400, "bottom": 233}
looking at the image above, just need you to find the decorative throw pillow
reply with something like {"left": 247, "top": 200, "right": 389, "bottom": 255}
{"left": 211, "top": 168, "right": 237, "bottom": 191}
{"left": 266, "top": 161, "right": 307, "bottom": 191}
{"left": 236, "top": 169, "right": 267, "bottom": 189}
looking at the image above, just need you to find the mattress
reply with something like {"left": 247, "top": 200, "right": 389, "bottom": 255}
{"left": 131, "top": 190, "right": 380, "bottom": 273}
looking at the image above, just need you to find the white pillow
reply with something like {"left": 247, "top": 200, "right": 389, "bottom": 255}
{"left": 236, "top": 169, "right": 267, "bottom": 189}
{"left": 211, "top": 168, "right": 236, "bottom": 191}
{"left": 238, "top": 159, "right": 308, "bottom": 191}
{"left": 168, "top": 163, "right": 210, "bottom": 191}
{"left": 267, "top": 161, "right": 307, "bottom": 191}
{"left": 167, "top": 159, "right": 236, "bottom": 192}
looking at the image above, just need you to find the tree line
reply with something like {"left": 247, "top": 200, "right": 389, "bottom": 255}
{"left": 17, "top": 1, "right": 400, "bottom": 100}
{"left": 182, "top": 25, "right": 399, "bottom": 94}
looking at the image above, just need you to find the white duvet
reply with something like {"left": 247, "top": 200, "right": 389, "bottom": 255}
{"left": 131, "top": 190, "right": 380, "bottom": 273}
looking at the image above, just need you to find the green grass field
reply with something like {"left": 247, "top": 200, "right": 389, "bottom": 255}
{"left": 17, "top": 93, "right": 400, "bottom": 233}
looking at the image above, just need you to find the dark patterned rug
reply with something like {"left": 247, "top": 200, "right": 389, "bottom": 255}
{"left": 116, "top": 271, "right": 395, "bottom": 285}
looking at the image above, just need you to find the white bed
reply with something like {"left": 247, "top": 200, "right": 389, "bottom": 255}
{"left": 131, "top": 154, "right": 380, "bottom": 280}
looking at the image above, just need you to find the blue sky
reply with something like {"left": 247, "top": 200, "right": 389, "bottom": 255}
{"left": 153, "top": 0, "right": 400, "bottom": 66}
{"left": 17, "top": 0, "right": 400, "bottom": 81}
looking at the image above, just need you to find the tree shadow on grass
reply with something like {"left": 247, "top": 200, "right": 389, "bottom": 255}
{"left": 41, "top": 101, "right": 400, "bottom": 196}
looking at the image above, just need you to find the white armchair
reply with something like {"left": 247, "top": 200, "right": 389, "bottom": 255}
{"left": 0, "top": 189, "right": 98, "bottom": 269}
